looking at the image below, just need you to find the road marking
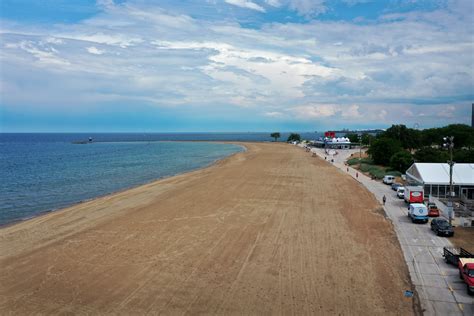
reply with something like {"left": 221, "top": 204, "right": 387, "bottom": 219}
{"left": 458, "top": 303, "right": 463, "bottom": 311}
{"left": 448, "top": 285, "right": 454, "bottom": 292}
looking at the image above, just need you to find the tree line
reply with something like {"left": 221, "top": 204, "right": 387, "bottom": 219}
{"left": 270, "top": 132, "right": 301, "bottom": 142}
{"left": 358, "top": 124, "right": 473, "bottom": 172}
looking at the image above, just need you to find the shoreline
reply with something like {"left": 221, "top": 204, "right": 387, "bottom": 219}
{"left": 1, "top": 141, "right": 247, "bottom": 230}
{"left": 0, "top": 142, "right": 414, "bottom": 315}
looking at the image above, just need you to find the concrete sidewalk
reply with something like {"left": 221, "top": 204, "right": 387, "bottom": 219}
{"left": 311, "top": 147, "right": 474, "bottom": 316}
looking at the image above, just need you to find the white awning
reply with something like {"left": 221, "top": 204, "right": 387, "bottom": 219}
{"left": 407, "top": 163, "right": 474, "bottom": 185}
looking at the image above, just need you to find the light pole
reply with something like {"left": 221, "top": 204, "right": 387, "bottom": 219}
{"left": 443, "top": 136, "right": 454, "bottom": 225}
{"left": 359, "top": 134, "right": 362, "bottom": 170}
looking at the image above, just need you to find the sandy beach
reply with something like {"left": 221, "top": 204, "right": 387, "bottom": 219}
{"left": 0, "top": 142, "right": 414, "bottom": 315}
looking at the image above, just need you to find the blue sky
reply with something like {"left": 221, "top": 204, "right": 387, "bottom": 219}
{"left": 0, "top": 0, "right": 473, "bottom": 132}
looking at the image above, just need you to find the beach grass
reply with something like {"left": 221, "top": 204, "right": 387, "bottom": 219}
{"left": 347, "top": 157, "right": 401, "bottom": 179}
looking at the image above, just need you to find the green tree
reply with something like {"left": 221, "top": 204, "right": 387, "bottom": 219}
{"left": 361, "top": 133, "right": 375, "bottom": 146}
{"left": 368, "top": 138, "right": 403, "bottom": 165}
{"left": 344, "top": 133, "right": 359, "bottom": 143}
{"left": 287, "top": 133, "right": 301, "bottom": 142}
{"left": 442, "top": 124, "right": 474, "bottom": 149}
{"left": 453, "top": 149, "right": 474, "bottom": 163}
{"left": 383, "top": 124, "right": 422, "bottom": 150}
{"left": 390, "top": 151, "right": 413, "bottom": 172}
{"left": 413, "top": 147, "right": 449, "bottom": 163}
{"left": 420, "top": 124, "right": 473, "bottom": 149}
{"left": 270, "top": 132, "right": 281, "bottom": 142}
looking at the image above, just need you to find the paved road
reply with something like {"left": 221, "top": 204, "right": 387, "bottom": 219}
{"left": 310, "top": 147, "right": 474, "bottom": 316}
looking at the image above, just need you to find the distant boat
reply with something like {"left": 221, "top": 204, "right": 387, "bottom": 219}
{"left": 72, "top": 137, "right": 93, "bottom": 144}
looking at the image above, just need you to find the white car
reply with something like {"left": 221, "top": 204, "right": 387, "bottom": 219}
{"left": 383, "top": 175, "right": 395, "bottom": 184}
{"left": 397, "top": 187, "right": 405, "bottom": 199}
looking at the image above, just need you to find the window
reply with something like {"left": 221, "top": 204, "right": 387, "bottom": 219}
{"left": 453, "top": 185, "right": 460, "bottom": 198}
{"left": 424, "top": 185, "right": 430, "bottom": 197}
{"left": 438, "top": 186, "right": 446, "bottom": 198}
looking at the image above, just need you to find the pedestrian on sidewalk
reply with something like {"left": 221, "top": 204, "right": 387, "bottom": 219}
{"left": 383, "top": 195, "right": 386, "bottom": 205}
{"left": 356, "top": 172, "right": 358, "bottom": 179}
{"left": 347, "top": 167, "right": 349, "bottom": 172}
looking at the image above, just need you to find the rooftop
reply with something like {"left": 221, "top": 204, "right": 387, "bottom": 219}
{"left": 406, "top": 163, "right": 474, "bottom": 186}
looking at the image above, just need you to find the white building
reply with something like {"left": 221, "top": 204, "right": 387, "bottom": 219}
{"left": 312, "top": 137, "right": 353, "bottom": 149}
{"left": 405, "top": 163, "right": 474, "bottom": 200}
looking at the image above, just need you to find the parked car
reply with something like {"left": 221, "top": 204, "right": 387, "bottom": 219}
{"left": 431, "top": 218, "right": 454, "bottom": 236}
{"left": 407, "top": 203, "right": 428, "bottom": 223}
{"left": 428, "top": 204, "right": 440, "bottom": 217}
{"left": 443, "top": 247, "right": 474, "bottom": 295}
{"left": 397, "top": 187, "right": 405, "bottom": 199}
{"left": 383, "top": 175, "right": 395, "bottom": 184}
{"left": 391, "top": 183, "right": 402, "bottom": 191}
{"left": 460, "top": 262, "right": 474, "bottom": 295}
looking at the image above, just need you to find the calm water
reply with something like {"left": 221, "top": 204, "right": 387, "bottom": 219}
{"left": 1, "top": 133, "right": 280, "bottom": 226}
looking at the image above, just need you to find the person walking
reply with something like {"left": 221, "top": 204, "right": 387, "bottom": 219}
{"left": 383, "top": 195, "right": 386, "bottom": 205}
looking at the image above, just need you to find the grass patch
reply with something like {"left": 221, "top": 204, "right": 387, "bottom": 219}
{"left": 347, "top": 158, "right": 373, "bottom": 166}
{"left": 347, "top": 157, "right": 404, "bottom": 179}
{"left": 360, "top": 164, "right": 386, "bottom": 178}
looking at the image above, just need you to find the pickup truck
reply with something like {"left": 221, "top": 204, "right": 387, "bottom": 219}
{"left": 443, "top": 247, "right": 474, "bottom": 295}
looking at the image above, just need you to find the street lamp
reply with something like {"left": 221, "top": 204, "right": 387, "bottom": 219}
{"left": 443, "top": 136, "right": 454, "bottom": 225}
{"left": 359, "top": 134, "right": 362, "bottom": 170}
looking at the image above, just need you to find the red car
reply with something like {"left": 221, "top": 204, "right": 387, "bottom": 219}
{"left": 459, "top": 260, "right": 474, "bottom": 295}
{"left": 428, "top": 205, "right": 440, "bottom": 217}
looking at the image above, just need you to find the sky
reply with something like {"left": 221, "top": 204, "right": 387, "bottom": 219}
{"left": 0, "top": 0, "right": 473, "bottom": 132}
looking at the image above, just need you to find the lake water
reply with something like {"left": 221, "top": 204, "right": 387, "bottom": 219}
{"left": 1, "top": 133, "right": 277, "bottom": 226}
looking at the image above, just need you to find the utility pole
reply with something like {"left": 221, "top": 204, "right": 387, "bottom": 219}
{"left": 443, "top": 136, "right": 454, "bottom": 225}
{"left": 359, "top": 134, "right": 362, "bottom": 170}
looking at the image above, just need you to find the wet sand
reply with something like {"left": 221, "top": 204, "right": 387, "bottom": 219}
{"left": 0, "top": 142, "right": 414, "bottom": 314}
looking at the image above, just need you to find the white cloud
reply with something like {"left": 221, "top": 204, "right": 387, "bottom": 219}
{"left": 0, "top": 0, "right": 472, "bottom": 128}
{"left": 437, "top": 105, "right": 456, "bottom": 118}
{"left": 287, "top": 0, "right": 327, "bottom": 16}
{"left": 86, "top": 46, "right": 105, "bottom": 55}
{"left": 264, "top": 111, "right": 284, "bottom": 117}
{"left": 377, "top": 110, "right": 388, "bottom": 121}
{"left": 342, "top": 0, "right": 371, "bottom": 6}
{"left": 224, "top": 0, "right": 266, "bottom": 12}
{"left": 62, "top": 33, "right": 143, "bottom": 48}
{"left": 96, "top": 0, "right": 115, "bottom": 9}
{"left": 341, "top": 104, "right": 362, "bottom": 118}
{"left": 294, "top": 104, "right": 339, "bottom": 119}
{"left": 265, "top": 0, "right": 282, "bottom": 7}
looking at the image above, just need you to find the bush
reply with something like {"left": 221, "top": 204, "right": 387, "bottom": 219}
{"left": 347, "top": 157, "right": 373, "bottom": 166}
{"left": 389, "top": 150, "right": 413, "bottom": 172}
{"left": 358, "top": 163, "right": 386, "bottom": 179}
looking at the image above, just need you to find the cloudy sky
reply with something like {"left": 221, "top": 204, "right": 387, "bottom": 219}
{"left": 0, "top": 0, "right": 473, "bottom": 132}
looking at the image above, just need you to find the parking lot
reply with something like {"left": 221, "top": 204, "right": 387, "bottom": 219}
{"left": 312, "top": 148, "right": 474, "bottom": 316}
